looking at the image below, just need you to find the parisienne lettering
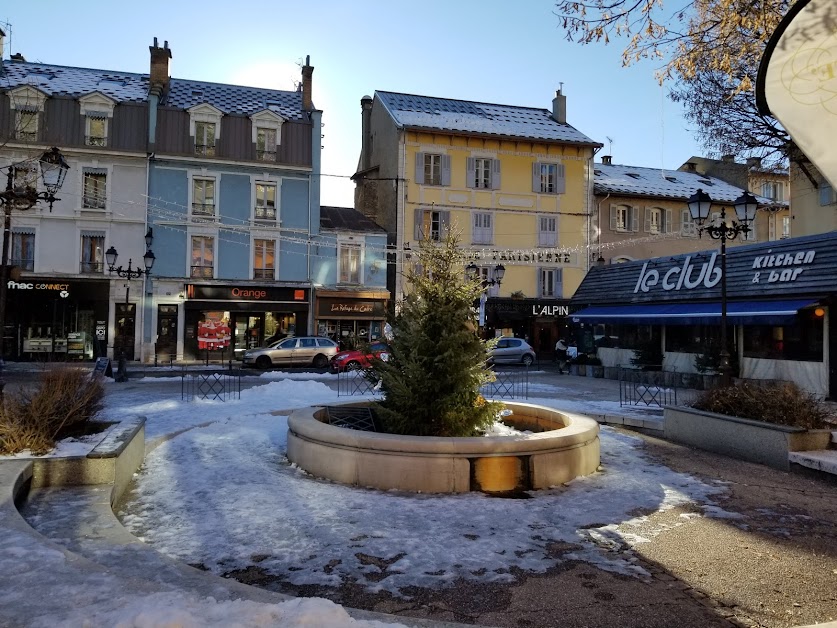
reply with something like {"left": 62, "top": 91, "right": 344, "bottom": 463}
{"left": 634, "top": 252, "right": 721, "bottom": 293}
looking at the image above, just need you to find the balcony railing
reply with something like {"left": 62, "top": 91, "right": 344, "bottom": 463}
{"left": 256, "top": 149, "right": 276, "bottom": 162}
{"left": 10, "top": 258, "right": 34, "bottom": 272}
{"left": 16, "top": 131, "right": 37, "bottom": 143}
{"left": 192, "top": 203, "right": 216, "bottom": 217}
{"left": 85, "top": 135, "right": 107, "bottom": 147}
{"left": 254, "top": 207, "right": 276, "bottom": 221}
{"left": 80, "top": 261, "right": 104, "bottom": 274}
{"left": 195, "top": 144, "right": 216, "bottom": 157}
{"left": 254, "top": 268, "right": 274, "bottom": 280}
{"left": 83, "top": 195, "right": 106, "bottom": 209}
{"left": 191, "top": 265, "right": 214, "bottom": 278}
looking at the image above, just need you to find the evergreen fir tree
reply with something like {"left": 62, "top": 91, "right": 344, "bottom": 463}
{"left": 372, "top": 230, "right": 503, "bottom": 436}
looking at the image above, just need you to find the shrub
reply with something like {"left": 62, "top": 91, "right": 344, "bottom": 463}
{"left": 0, "top": 369, "right": 105, "bottom": 455}
{"left": 630, "top": 340, "right": 663, "bottom": 370}
{"left": 689, "top": 381, "right": 835, "bottom": 430}
{"left": 693, "top": 340, "right": 739, "bottom": 374}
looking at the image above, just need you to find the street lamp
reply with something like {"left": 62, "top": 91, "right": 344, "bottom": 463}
{"left": 0, "top": 147, "right": 70, "bottom": 383}
{"left": 687, "top": 188, "right": 759, "bottom": 383}
{"left": 465, "top": 262, "right": 505, "bottom": 289}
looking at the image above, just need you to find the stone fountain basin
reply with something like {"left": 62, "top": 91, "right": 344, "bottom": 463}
{"left": 286, "top": 401, "right": 600, "bottom": 494}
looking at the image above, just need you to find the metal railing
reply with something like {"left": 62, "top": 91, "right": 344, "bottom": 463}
{"left": 336, "top": 368, "right": 380, "bottom": 397}
{"left": 181, "top": 367, "right": 241, "bottom": 402}
{"left": 619, "top": 366, "right": 678, "bottom": 408}
{"left": 481, "top": 367, "right": 530, "bottom": 400}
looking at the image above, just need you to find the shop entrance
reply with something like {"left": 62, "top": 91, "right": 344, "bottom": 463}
{"left": 156, "top": 305, "right": 178, "bottom": 359}
{"left": 115, "top": 303, "right": 136, "bottom": 360}
{"left": 234, "top": 314, "right": 263, "bottom": 360}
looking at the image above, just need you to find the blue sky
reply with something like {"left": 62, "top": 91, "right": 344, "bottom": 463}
{"left": 2, "top": 0, "right": 702, "bottom": 207}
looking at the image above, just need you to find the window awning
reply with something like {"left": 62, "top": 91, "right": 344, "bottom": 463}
{"left": 571, "top": 299, "right": 819, "bottom": 326}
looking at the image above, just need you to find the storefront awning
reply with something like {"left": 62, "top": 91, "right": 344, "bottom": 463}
{"left": 571, "top": 299, "right": 819, "bottom": 326}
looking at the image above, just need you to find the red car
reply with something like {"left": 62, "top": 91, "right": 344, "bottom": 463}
{"left": 329, "top": 342, "right": 390, "bottom": 373}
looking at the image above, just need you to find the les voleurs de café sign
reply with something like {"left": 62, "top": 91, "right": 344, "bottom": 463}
{"left": 634, "top": 249, "right": 817, "bottom": 294}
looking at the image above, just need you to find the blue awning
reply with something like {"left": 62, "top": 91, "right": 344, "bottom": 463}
{"left": 571, "top": 299, "right": 819, "bottom": 326}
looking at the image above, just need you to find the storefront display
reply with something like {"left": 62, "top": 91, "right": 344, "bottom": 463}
{"left": 315, "top": 290, "right": 388, "bottom": 348}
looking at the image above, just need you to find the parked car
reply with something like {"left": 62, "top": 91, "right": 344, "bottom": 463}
{"left": 242, "top": 336, "right": 338, "bottom": 369}
{"left": 329, "top": 342, "right": 391, "bottom": 373}
{"left": 489, "top": 337, "right": 536, "bottom": 366}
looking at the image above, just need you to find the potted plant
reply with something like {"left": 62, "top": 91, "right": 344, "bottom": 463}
{"left": 664, "top": 381, "right": 834, "bottom": 470}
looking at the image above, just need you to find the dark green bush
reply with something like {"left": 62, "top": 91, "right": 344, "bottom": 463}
{"left": 690, "top": 381, "right": 835, "bottom": 430}
{"left": 630, "top": 340, "right": 663, "bottom": 370}
{"left": 0, "top": 369, "right": 105, "bottom": 455}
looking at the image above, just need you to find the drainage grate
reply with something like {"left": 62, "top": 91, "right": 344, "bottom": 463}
{"left": 323, "top": 406, "right": 377, "bottom": 432}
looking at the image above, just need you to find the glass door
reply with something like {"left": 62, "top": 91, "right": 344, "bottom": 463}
{"left": 115, "top": 303, "right": 136, "bottom": 360}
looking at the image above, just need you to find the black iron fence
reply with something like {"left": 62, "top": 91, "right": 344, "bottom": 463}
{"left": 181, "top": 368, "right": 242, "bottom": 401}
{"left": 619, "top": 367, "right": 678, "bottom": 408}
{"left": 336, "top": 368, "right": 380, "bottom": 397}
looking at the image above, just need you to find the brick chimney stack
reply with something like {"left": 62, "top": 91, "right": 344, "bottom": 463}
{"left": 601, "top": 155, "right": 612, "bottom": 165}
{"left": 552, "top": 88, "right": 566, "bottom": 124}
{"left": 361, "top": 95, "right": 373, "bottom": 170}
{"left": 149, "top": 37, "right": 172, "bottom": 94}
{"left": 301, "top": 55, "right": 314, "bottom": 111}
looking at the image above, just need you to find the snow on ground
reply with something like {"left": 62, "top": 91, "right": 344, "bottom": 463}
{"left": 105, "top": 378, "right": 728, "bottom": 599}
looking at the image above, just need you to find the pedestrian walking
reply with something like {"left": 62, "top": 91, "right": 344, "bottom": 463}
{"left": 554, "top": 338, "right": 568, "bottom": 374}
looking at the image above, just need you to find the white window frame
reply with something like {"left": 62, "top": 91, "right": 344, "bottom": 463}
{"left": 253, "top": 180, "right": 279, "bottom": 223}
{"left": 537, "top": 214, "right": 558, "bottom": 247}
{"left": 533, "top": 162, "right": 566, "bottom": 194}
{"left": 250, "top": 109, "right": 284, "bottom": 160}
{"left": 645, "top": 207, "right": 672, "bottom": 234}
{"left": 188, "top": 103, "right": 223, "bottom": 157}
{"left": 538, "top": 268, "right": 562, "bottom": 298}
{"left": 472, "top": 211, "right": 493, "bottom": 245}
{"left": 11, "top": 228, "right": 36, "bottom": 272}
{"left": 769, "top": 214, "right": 777, "bottom": 240}
{"left": 79, "top": 231, "right": 107, "bottom": 274}
{"left": 189, "top": 174, "right": 217, "bottom": 221}
{"left": 338, "top": 237, "right": 364, "bottom": 285}
{"left": 188, "top": 231, "right": 217, "bottom": 279}
{"left": 474, "top": 158, "right": 491, "bottom": 189}
{"left": 611, "top": 204, "right": 639, "bottom": 232}
{"left": 781, "top": 215, "right": 791, "bottom": 238}
{"left": 79, "top": 92, "right": 115, "bottom": 147}
{"left": 252, "top": 237, "right": 277, "bottom": 280}
{"left": 82, "top": 169, "right": 108, "bottom": 210}
{"left": 425, "top": 153, "right": 443, "bottom": 186}
{"left": 8, "top": 86, "right": 47, "bottom": 143}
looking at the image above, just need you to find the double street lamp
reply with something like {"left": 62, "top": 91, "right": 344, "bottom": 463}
{"left": 465, "top": 262, "right": 505, "bottom": 289}
{"left": 686, "top": 188, "right": 759, "bottom": 382}
{"left": 0, "top": 147, "right": 71, "bottom": 376}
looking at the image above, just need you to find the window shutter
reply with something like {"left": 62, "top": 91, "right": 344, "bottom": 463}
{"left": 664, "top": 208, "right": 673, "bottom": 233}
{"left": 555, "top": 163, "right": 565, "bottom": 194}
{"left": 441, "top": 155, "right": 451, "bottom": 186}
{"left": 555, "top": 268, "right": 563, "bottom": 297}
{"left": 610, "top": 205, "right": 618, "bottom": 231}
{"left": 466, "top": 158, "right": 476, "bottom": 188}
{"left": 631, "top": 207, "right": 639, "bottom": 232}
{"left": 644, "top": 207, "right": 652, "bottom": 233}
{"left": 441, "top": 210, "right": 451, "bottom": 231}
{"left": 532, "top": 162, "right": 540, "bottom": 192}
{"left": 414, "top": 208, "right": 424, "bottom": 240}
{"left": 491, "top": 159, "right": 501, "bottom": 190}
{"left": 536, "top": 268, "right": 543, "bottom": 297}
{"left": 415, "top": 152, "right": 424, "bottom": 185}
{"left": 553, "top": 214, "right": 560, "bottom": 247}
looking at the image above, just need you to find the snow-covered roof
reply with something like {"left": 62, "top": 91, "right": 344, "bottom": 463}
{"left": 594, "top": 162, "right": 784, "bottom": 206}
{"left": 1, "top": 61, "right": 306, "bottom": 119}
{"left": 376, "top": 90, "right": 601, "bottom": 146}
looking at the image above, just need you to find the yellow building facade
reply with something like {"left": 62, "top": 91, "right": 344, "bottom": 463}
{"left": 354, "top": 90, "right": 601, "bottom": 355}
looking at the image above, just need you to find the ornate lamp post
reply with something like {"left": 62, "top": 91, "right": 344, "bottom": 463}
{"left": 687, "top": 188, "right": 759, "bottom": 383}
{"left": 0, "top": 148, "right": 70, "bottom": 383}
{"left": 465, "top": 263, "right": 506, "bottom": 332}
{"left": 105, "top": 228, "right": 156, "bottom": 302}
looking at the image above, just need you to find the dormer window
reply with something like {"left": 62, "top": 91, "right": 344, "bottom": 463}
{"left": 249, "top": 109, "right": 284, "bottom": 163}
{"left": 188, "top": 103, "right": 223, "bottom": 158}
{"left": 79, "top": 92, "right": 116, "bottom": 147}
{"left": 9, "top": 85, "right": 48, "bottom": 143}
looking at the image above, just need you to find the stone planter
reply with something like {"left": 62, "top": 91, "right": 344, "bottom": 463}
{"left": 287, "top": 401, "right": 600, "bottom": 494}
{"left": 569, "top": 364, "right": 580, "bottom": 376}
{"left": 590, "top": 365, "right": 604, "bottom": 378}
{"left": 664, "top": 406, "right": 831, "bottom": 470}
{"left": 576, "top": 364, "right": 588, "bottom": 377}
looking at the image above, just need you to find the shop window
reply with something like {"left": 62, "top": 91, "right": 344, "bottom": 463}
{"left": 587, "top": 324, "right": 658, "bottom": 351}
{"left": 743, "top": 317, "right": 824, "bottom": 362}
{"left": 83, "top": 170, "right": 107, "bottom": 209}
{"left": 339, "top": 240, "right": 362, "bottom": 284}
{"left": 538, "top": 215, "right": 557, "bottom": 247}
{"left": 191, "top": 235, "right": 215, "bottom": 278}
{"left": 80, "top": 232, "right": 105, "bottom": 273}
{"left": 11, "top": 230, "right": 35, "bottom": 271}
{"left": 665, "top": 325, "right": 723, "bottom": 353}
{"left": 253, "top": 239, "right": 275, "bottom": 279}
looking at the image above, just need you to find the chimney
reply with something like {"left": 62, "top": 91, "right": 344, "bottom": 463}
{"left": 684, "top": 161, "right": 697, "bottom": 173}
{"left": 601, "top": 155, "right": 612, "bottom": 165}
{"left": 149, "top": 37, "right": 172, "bottom": 94}
{"left": 361, "top": 95, "right": 373, "bottom": 171}
{"left": 10, "top": 52, "right": 26, "bottom": 63}
{"left": 746, "top": 156, "right": 762, "bottom": 169}
{"left": 301, "top": 55, "right": 314, "bottom": 111}
{"left": 552, "top": 88, "right": 566, "bottom": 124}
{"left": 721, "top": 154, "right": 735, "bottom": 163}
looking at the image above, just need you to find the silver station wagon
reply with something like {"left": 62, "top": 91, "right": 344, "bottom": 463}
{"left": 242, "top": 336, "right": 339, "bottom": 369}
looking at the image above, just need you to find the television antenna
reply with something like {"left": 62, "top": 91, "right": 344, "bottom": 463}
{"left": 606, "top": 136, "right": 614, "bottom": 156}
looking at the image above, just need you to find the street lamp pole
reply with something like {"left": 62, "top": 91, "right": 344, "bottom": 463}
{"left": 0, "top": 148, "right": 70, "bottom": 393}
{"left": 465, "top": 262, "right": 505, "bottom": 332}
{"left": 687, "top": 188, "right": 759, "bottom": 384}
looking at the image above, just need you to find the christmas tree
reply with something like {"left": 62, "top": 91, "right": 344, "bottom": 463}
{"left": 372, "top": 230, "right": 503, "bottom": 436}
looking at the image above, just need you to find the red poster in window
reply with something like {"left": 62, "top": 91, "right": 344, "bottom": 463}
{"left": 197, "top": 320, "right": 231, "bottom": 350}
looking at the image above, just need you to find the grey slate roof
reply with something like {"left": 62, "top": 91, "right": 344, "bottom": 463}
{"left": 376, "top": 91, "right": 601, "bottom": 146}
{"left": 594, "top": 162, "right": 783, "bottom": 206}
{"left": 320, "top": 206, "right": 386, "bottom": 233}
{"left": 1, "top": 61, "right": 306, "bottom": 119}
